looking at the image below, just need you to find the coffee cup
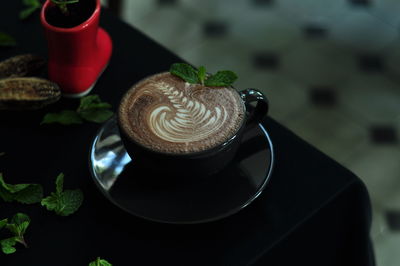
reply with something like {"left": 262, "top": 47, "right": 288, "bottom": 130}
{"left": 117, "top": 72, "right": 268, "bottom": 178}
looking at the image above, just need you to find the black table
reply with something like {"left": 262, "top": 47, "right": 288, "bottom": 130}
{"left": 0, "top": 2, "right": 375, "bottom": 265}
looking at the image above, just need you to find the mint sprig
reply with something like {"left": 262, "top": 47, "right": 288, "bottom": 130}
{"left": 41, "top": 94, "right": 113, "bottom": 125}
{"left": 169, "top": 63, "right": 199, "bottom": 84}
{"left": 169, "top": 63, "right": 238, "bottom": 87}
{"left": 204, "top": 70, "right": 237, "bottom": 87}
{"left": 89, "top": 257, "right": 112, "bottom": 266}
{"left": 20, "top": 0, "right": 41, "bottom": 20}
{"left": 41, "top": 173, "right": 83, "bottom": 216}
{"left": 0, "top": 213, "right": 30, "bottom": 254}
{"left": 0, "top": 173, "right": 43, "bottom": 204}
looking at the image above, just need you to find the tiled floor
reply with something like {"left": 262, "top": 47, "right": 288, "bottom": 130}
{"left": 105, "top": 0, "right": 400, "bottom": 264}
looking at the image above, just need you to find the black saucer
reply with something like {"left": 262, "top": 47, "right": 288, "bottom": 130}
{"left": 89, "top": 117, "right": 274, "bottom": 224}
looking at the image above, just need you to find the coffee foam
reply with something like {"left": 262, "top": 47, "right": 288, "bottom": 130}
{"left": 119, "top": 72, "right": 245, "bottom": 154}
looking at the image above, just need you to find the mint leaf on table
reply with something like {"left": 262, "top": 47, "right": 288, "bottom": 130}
{"left": 89, "top": 257, "right": 112, "bottom": 266}
{"left": 41, "top": 173, "right": 83, "bottom": 216}
{"left": 0, "top": 32, "right": 16, "bottom": 47}
{"left": 0, "top": 213, "right": 30, "bottom": 254}
{"left": 169, "top": 63, "right": 199, "bottom": 84}
{"left": 0, "top": 173, "right": 43, "bottom": 204}
{"left": 19, "top": 0, "right": 41, "bottom": 20}
{"left": 42, "top": 94, "right": 113, "bottom": 125}
{"left": 1, "top": 237, "right": 18, "bottom": 254}
{"left": 77, "top": 95, "right": 113, "bottom": 123}
{"left": 41, "top": 110, "right": 83, "bottom": 125}
{"left": 204, "top": 70, "right": 238, "bottom": 87}
{"left": 78, "top": 94, "right": 112, "bottom": 110}
{"left": 7, "top": 213, "right": 30, "bottom": 239}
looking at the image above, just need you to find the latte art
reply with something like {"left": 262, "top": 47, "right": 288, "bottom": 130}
{"left": 118, "top": 72, "right": 245, "bottom": 154}
{"left": 149, "top": 84, "right": 228, "bottom": 143}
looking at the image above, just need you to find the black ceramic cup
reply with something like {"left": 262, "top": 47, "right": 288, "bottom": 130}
{"left": 117, "top": 85, "right": 268, "bottom": 179}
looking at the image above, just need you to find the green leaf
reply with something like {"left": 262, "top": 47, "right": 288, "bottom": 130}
{"left": 51, "top": 0, "right": 80, "bottom": 5}
{"left": 19, "top": 6, "right": 39, "bottom": 20}
{"left": 41, "top": 110, "right": 83, "bottom": 125}
{"left": 0, "top": 187, "right": 14, "bottom": 202}
{"left": 0, "top": 174, "right": 43, "bottom": 204}
{"left": 0, "top": 32, "right": 16, "bottom": 47}
{"left": 41, "top": 95, "right": 112, "bottom": 126}
{"left": 77, "top": 95, "right": 113, "bottom": 123}
{"left": 57, "top": 189, "right": 83, "bottom": 216}
{"left": 89, "top": 257, "right": 112, "bottom": 266}
{"left": 198, "top": 66, "right": 206, "bottom": 85}
{"left": 5, "top": 223, "right": 19, "bottom": 236}
{"left": 13, "top": 184, "right": 43, "bottom": 204}
{"left": 20, "top": 0, "right": 41, "bottom": 20}
{"left": 0, "top": 219, "right": 8, "bottom": 230}
{"left": 55, "top": 173, "right": 64, "bottom": 195}
{"left": 169, "top": 63, "right": 199, "bottom": 84}
{"left": 41, "top": 174, "right": 83, "bottom": 216}
{"left": 41, "top": 192, "right": 60, "bottom": 212}
{"left": 204, "top": 70, "right": 238, "bottom": 87}
{"left": 78, "top": 95, "right": 110, "bottom": 111}
{"left": 1, "top": 237, "right": 17, "bottom": 254}
{"left": 0, "top": 174, "right": 29, "bottom": 193}
{"left": 79, "top": 109, "right": 114, "bottom": 123}
{"left": 11, "top": 213, "right": 30, "bottom": 236}
{"left": 0, "top": 213, "right": 30, "bottom": 254}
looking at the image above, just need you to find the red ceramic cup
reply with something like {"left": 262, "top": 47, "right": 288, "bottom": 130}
{"left": 40, "top": 0, "right": 112, "bottom": 97}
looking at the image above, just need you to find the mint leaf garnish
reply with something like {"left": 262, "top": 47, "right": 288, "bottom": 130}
{"left": 169, "top": 63, "right": 199, "bottom": 84}
{"left": 0, "top": 213, "right": 30, "bottom": 254}
{"left": 41, "top": 173, "right": 83, "bottom": 216}
{"left": 0, "top": 32, "right": 16, "bottom": 47}
{"left": 0, "top": 173, "right": 43, "bottom": 204}
{"left": 20, "top": 0, "right": 41, "bottom": 20}
{"left": 204, "top": 70, "right": 238, "bottom": 87}
{"left": 198, "top": 66, "right": 206, "bottom": 85}
{"left": 41, "top": 110, "right": 83, "bottom": 125}
{"left": 89, "top": 257, "right": 112, "bottom": 266}
{"left": 169, "top": 63, "right": 238, "bottom": 87}
{"left": 42, "top": 94, "right": 113, "bottom": 125}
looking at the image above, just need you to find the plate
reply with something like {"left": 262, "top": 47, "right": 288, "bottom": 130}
{"left": 89, "top": 117, "right": 274, "bottom": 224}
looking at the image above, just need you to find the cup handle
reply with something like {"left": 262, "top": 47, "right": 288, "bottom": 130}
{"left": 239, "top": 88, "right": 269, "bottom": 128}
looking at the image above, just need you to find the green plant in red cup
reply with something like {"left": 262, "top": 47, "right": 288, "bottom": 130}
{"left": 51, "top": 0, "right": 79, "bottom": 16}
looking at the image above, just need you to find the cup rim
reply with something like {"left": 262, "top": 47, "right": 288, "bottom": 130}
{"left": 117, "top": 72, "right": 248, "bottom": 158}
{"left": 40, "top": 0, "right": 100, "bottom": 33}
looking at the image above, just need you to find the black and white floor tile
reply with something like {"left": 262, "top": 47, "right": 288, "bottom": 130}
{"left": 104, "top": 0, "right": 400, "bottom": 265}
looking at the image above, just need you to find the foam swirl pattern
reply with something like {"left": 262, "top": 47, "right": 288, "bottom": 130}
{"left": 119, "top": 73, "right": 245, "bottom": 154}
{"left": 149, "top": 84, "right": 229, "bottom": 143}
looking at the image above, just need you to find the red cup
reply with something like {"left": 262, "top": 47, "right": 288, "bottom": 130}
{"left": 40, "top": 0, "right": 112, "bottom": 97}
